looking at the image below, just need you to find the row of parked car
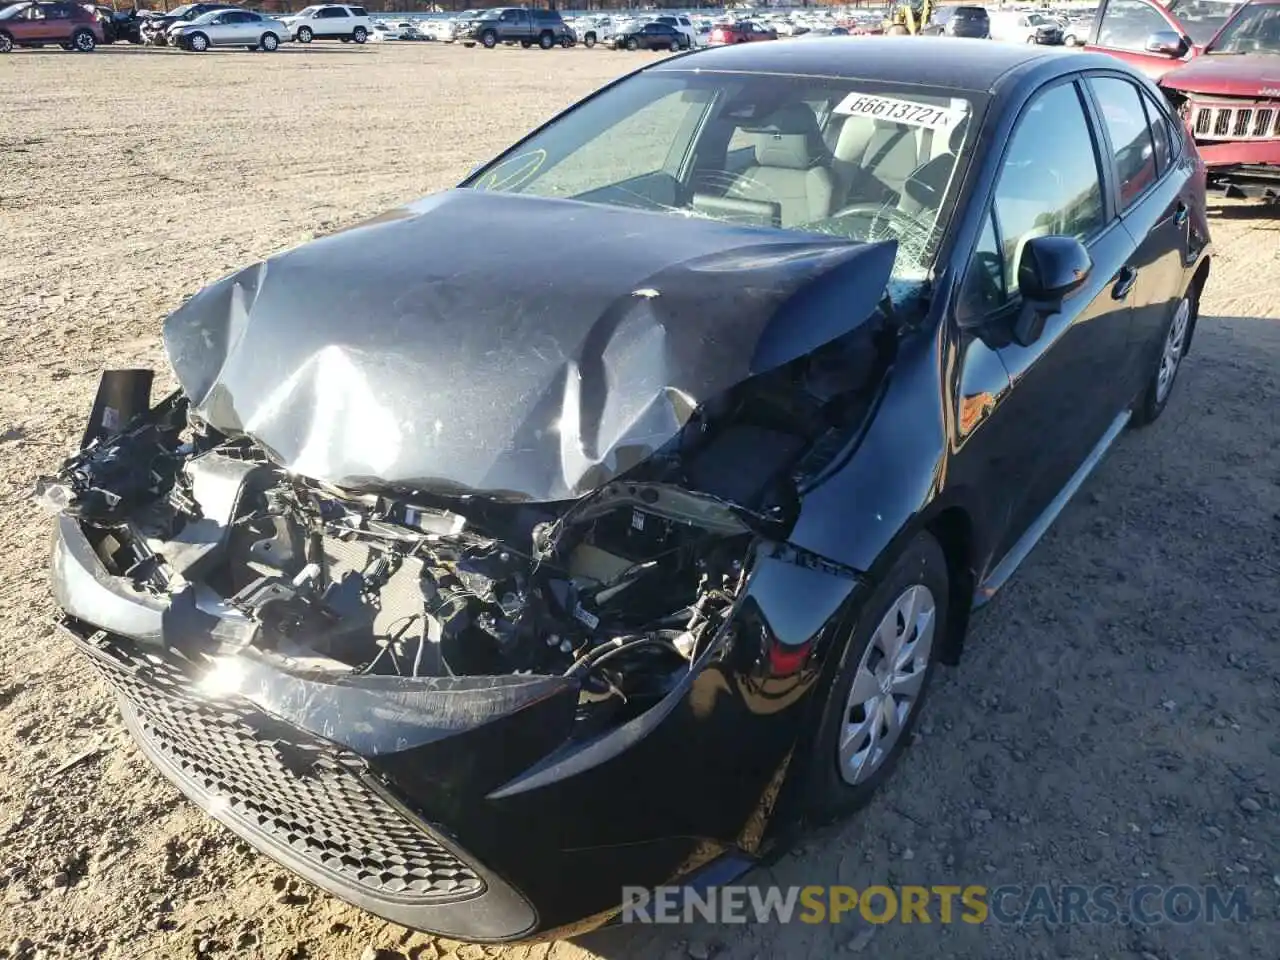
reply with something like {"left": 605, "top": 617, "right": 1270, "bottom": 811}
{"left": 132, "top": 2, "right": 374, "bottom": 49}
{"left": 0, "top": 0, "right": 389, "bottom": 53}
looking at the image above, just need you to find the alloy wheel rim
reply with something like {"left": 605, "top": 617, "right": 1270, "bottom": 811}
{"left": 1156, "top": 297, "right": 1190, "bottom": 403}
{"left": 839, "top": 584, "right": 935, "bottom": 786}
{"left": 0, "top": 35, "right": 11, "bottom": 51}
{"left": 76, "top": 32, "right": 92, "bottom": 49}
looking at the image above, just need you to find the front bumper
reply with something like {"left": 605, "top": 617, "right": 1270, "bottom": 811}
{"left": 49, "top": 503, "right": 859, "bottom": 939}
{"left": 62, "top": 619, "right": 537, "bottom": 941}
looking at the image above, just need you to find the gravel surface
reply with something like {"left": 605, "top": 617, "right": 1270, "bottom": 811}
{"left": 1, "top": 41, "right": 1277, "bottom": 960}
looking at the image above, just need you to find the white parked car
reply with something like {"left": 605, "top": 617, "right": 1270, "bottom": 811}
{"left": 569, "top": 14, "right": 615, "bottom": 47}
{"left": 171, "top": 8, "right": 290, "bottom": 50}
{"left": 279, "top": 3, "right": 371, "bottom": 44}
{"left": 988, "top": 8, "right": 1065, "bottom": 44}
{"left": 369, "top": 19, "right": 399, "bottom": 40}
{"left": 433, "top": 9, "right": 479, "bottom": 42}
{"left": 652, "top": 13, "right": 699, "bottom": 46}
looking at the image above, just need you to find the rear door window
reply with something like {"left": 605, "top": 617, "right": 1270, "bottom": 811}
{"left": 1088, "top": 75, "right": 1158, "bottom": 208}
{"left": 1141, "top": 90, "right": 1172, "bottom": 172}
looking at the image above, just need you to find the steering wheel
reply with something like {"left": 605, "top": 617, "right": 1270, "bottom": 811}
{"left": 829, "top": 201, "right": 931, "bottom": 253}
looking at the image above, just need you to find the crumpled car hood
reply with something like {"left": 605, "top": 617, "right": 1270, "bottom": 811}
{"left": 163, "top": 189, "right": 895, "bottom": 501}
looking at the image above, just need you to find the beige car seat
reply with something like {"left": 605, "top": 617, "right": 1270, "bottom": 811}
{"left": 723, "top": 104, "right": 836, "bottom": 227}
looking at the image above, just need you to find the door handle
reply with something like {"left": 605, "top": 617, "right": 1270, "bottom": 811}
{"left": 1174, "top": 201, "right": 1189, "bottom": 227}
{"left": 1111, "top": 266, "right": 1138, "bottom": 301}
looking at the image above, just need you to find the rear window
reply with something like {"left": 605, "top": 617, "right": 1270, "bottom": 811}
{"left": 349, "top": 6, "right": 367, "bottom": 15}
{"left": 954, "top": 6, "right": 988, "bottom": 17}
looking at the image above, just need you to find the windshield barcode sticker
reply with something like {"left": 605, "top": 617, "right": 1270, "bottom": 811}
{"left": 833, "top": 94, "right": 966, "bottom": 130}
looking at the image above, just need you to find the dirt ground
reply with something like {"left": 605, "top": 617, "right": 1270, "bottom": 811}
{"left": 0, "top": 40, "right": 1277, "bottom": 960}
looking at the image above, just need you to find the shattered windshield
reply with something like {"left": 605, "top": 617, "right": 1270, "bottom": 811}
{"left": 167, "top": 3, "right": 195, "bottom": 16}
{"left": 1208, "top": 2, "right": 1280, "bottom": 51}
{"left": 467, "top": 71, "right": 979, "bottom": 282}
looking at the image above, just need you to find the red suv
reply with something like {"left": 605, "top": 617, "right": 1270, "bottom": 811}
{"left": 0, "top": 1, "right": 104, "bottom": 52}
{"left": 708, "top": 21, "right": 777, "bottom": 44}
{"left": 1087, "top": 0, "right": 1280, "bottom": 195}
{"left": 1086, "top": 0, "right": 1240, "bottom": 78}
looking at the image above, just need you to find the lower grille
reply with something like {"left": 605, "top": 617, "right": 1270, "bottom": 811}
{"left": 70, "top": 627, "right": 484, "bottom": 904}
{"left": 1193, "top": 100, "right": 1280, "bottom": 141}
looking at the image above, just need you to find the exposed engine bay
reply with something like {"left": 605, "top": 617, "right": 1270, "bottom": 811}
{"left": 39, "top": 316, "right": 890, "bottom": 730}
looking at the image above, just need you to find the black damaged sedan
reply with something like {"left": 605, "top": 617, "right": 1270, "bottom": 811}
{"left": 42, "top": 38, "right": 1210, "bottom": 941}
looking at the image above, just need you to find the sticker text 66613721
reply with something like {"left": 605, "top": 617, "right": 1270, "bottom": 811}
{"left": 833, "top": 93, "right": 967, "bottom": 131}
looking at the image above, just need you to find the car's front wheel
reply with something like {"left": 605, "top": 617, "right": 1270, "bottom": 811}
{"left": 1132, "top": 284, "right": 1198, "bottom": 426}
{"left": 71, "top": 28, "right": 96, "bottom": 51}
{"left": 583, "top": 31, "right": 595, "bottom": 47}
{"left": 259, "top": 31, "right": 278, "bottom": 51}
{"left": 802, "top": 531, "right": 948, "bottom": 822}
{"left": 296, "top": 25, "right": 312, "bottom": 42}
{"left": 625, "top": 36, "right": 638, "bottom": 50}
{"left": 538, "top": 30, "right": 554, "bottom": 48}
{"left": 480, "top": 29, "right": 497, "bottom": 48}
{"left": 186, "top": 30, "right": 208, "bottom": 51}
{"left": 352, "top": 25, "right": 367, "bottom": 43}
{"left": 0, "top": 31, "right": 12, "bottom": 53}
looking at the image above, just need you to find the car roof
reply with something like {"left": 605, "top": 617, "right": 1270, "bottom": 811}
{"left": 655, "top": 36, "right": 1089, "bottom": 92}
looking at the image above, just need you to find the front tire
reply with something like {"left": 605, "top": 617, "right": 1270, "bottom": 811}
{"left": 259, "top": 31, "right": 278, "bottom": 51}
{"left": 538, "top": 30, "right": 553, "bottom": 48}
{"left": 802, "top": 531, "right": 948, "bottom": 823}
{"left": 1132, "top": 285, "right": 1197, "bottom": 426}
{"left": 296, "top": 25, "right": 312, "bottom": 42}
{"left": 583, "top": 31, "right": 595, "bottom": 47}
{"left": 480, "top": 29, "right": 496, "bottom": 48}
{"left": 625, "top": 36, "right": 638, "bottom": 50}
{"left": 71, "top": 28, "right": 96, "bottom": 51}
{"left": 352, "top": 25, "right": 367, "bottom": 43}
{"left": 0, "top": 31, "right": 12, "bottom": 53}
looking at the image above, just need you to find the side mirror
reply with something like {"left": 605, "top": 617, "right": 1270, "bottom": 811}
{"left": 1012, "top": 235, "right": 1092, "bottom": 346}
{"left": 1144, "top": 30, "right": 1187, "bottom": 57}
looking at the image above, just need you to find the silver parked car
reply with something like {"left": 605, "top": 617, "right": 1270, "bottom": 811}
{"left": 172, "top": 8, "right": 289, "bottom": 51}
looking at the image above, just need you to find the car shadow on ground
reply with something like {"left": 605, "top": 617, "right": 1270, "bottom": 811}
{"left": 1207, "top": 198, "right": 1280, "bottom": 220}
